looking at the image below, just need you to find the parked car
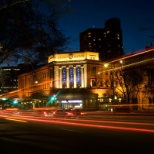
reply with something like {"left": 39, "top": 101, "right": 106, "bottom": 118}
{"left": 70, "top": 109, "right": 87, "bottom": 116}
{"left": 52, "top": 108, "right": 87, "bottom": 118}
{"left": 52, "top": 109, "right": 75, "bottom": 118}
{"left": 32, "top": 110, "right": 55, "bottom": 118}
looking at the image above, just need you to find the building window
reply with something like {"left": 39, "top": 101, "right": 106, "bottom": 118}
{"left": 62, "top": 68, "right": 67, "bottom": 87}
{"left": 76, "top": 67, "right": 81, "bottom": 85}
{"left": 91, "top": 79, "right": 96, "bottom": 87}
{"left": 91, "top": 67, "right": 96, "bottom": 76}
{"left": 106, "top": 80, "right": 109, "bottom": 87}
{"left": 69, "top": 67, "right": 74, "bottom": 86}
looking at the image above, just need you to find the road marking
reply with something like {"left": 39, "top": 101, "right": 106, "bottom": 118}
{"left": 5, "top": 118, "right": 27, "bottom": 123}
{"left": 61, "top": 128, "right": 84, "bottom": 133}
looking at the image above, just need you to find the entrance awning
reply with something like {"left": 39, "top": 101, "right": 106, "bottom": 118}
{"left": 52, "top": 88, "right": 98, "bottom": 100}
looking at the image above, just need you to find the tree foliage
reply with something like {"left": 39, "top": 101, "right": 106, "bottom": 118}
{"left": 116, "top": 69, "right": 143, "bottom": 104}
{"left": 0, "top": 0, "right": 70, "bottom": 65}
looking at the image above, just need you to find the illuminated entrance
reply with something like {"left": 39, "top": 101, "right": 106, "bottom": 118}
{"left": 60, "top": 100, "right": 83, "bottom": 109}
{"left": 52, "top": 89, "right": 99, "bottom": 110}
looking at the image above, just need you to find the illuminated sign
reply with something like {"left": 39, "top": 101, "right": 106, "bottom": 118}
{"left": 48, "top": 51, "right": 99, "bottom": 63}
{"left": 62, "top": 68, "right": 66, "bottom": 85}
{"left": 61, "top": 100, "right": 83, "bottom": 103}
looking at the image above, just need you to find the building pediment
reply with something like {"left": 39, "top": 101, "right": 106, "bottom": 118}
{"left": 48, "top": 51, "right": 99, "bottom": 63}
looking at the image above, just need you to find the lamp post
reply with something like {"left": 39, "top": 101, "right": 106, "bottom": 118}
{"left": 104, "top": 63, "right": 115, "bottom": 104}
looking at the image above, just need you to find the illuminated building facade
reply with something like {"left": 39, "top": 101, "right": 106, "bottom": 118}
{"left": 48, "top": 51, "right": 100, "bottom": 89}
{"left": 80, "top": 18, "right": 124, "bottom": 61}
{"left": 4, "top": 48, "right": 154, "bottom": 111}
{"left": 17, "top": 51, "right": 107, "bottom": 110}
{"left": 18, "top": 63, "right": 53, "bottom": 108}
{"left": 103, "top": 48, "right": 154, "bottom": 111}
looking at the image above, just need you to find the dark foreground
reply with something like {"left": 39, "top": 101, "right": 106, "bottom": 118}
{"left": 1, "top": 114, "right": 154, "bottom": 154}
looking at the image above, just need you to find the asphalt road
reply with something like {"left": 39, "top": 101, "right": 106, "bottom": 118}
{"left": 0, "top": 114, "right": 154, "bottom": 154}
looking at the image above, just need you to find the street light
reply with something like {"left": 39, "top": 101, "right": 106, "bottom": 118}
{"left": 104, "top": 63, "right": 109, "bottom": 68}
{"left": 120, "top": 60, "right": 123, "bottom": 64}
{"left": 103, "top": 63, "right": 115, "bottom": 104}
{"left": 34, "top": 80, "right": 38, "bottom": 84}
{"left": 13, "top": 99, "right": 18, "bottom": 104}
{"left": 51, "top": 94, "right": 57, "bottom": 101}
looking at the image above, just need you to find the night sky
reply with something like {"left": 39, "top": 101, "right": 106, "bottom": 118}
{"left": 59, "top": 0, "right": 154, "bottom": 55}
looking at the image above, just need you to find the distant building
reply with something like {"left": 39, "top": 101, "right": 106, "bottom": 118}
{"left": 80, "top": 28, "right": 104, "bottom": 56}
{"left": 80, "top": 18, "right": 124, "bottom": 61}
{"left": 0, "top": 66, "right": 20, "bottom": 94}
{"left": 0, "top": 63, "right": 38, "bottom": 94}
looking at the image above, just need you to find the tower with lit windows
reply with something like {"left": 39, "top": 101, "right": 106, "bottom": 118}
{"left": 80, "top": 18, "right": 124, "bottom": 61}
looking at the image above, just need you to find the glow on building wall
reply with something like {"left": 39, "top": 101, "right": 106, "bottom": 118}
{"left": 48, "top": 51, "right": 99, "bottom": 63}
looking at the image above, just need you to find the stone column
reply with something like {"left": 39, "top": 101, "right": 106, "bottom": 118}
{"left": 54, "top": 66, "right": 59, "bottom": 88}
{"left": 84, "top": 64, "right": 87, "bottom": 88}
{"left": 59, "top": 67, "right": 62, "bottom": 88}
{"left": 81, "top": 65, "right": 84, "bottom": 88}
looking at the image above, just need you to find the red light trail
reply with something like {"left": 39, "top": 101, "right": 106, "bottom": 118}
{"left": 1, "top": 114, "right": 154, "bottom": 134}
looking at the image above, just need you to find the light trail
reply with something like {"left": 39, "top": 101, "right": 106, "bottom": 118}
{"left": 110, "top": 48, "right": 154, "bottom": 63}
{"left": 1, "top": 115, "right": 154, "bottom": 134}
{"left": 61, "top": 118, "right": 154, "bottom": 126}
{"left": 101, "top": 57, "right": 154, "bottom": 73}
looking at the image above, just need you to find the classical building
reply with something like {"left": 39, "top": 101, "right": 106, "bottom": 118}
{"left": 80, "top": 18, "right": 124, "bottom": 61}
{"left": 17, "top": 51, "right": 112, "bottom": 110}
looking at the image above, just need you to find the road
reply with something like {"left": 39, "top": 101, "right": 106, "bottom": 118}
{"left": 0, "top": 112, "right": 154, "bottom": 154}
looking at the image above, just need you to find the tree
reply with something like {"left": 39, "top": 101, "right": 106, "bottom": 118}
{"left": 115, "top": 68, "right": 143, "bottom": 106}
{"left": 0, "top": 0, "right": 70, "bottom": 66}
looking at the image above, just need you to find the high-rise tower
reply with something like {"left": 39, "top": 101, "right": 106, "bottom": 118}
{"left": 80, "top": 18, "right": 124, "bottom": 61}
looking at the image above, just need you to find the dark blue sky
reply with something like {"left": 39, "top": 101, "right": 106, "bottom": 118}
{"left": 59, "top": 0, "right": 154, "bottom": 55}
